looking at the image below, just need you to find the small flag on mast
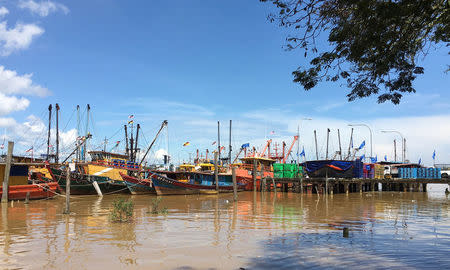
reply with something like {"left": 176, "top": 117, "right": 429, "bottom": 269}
{"left": 183, "top": 142, "right": 190, "bottom": 147}
{"left": 384, "top": 155, "right": 387, "bottom": 161}
{"left": 212, "top": 141, "right": 216, "bottom": 145}
{"left": 300, "top": 147, "right": 305, "bottom": 157}
{"left": 129, "top": 115, "right": 134, "bottom": 119}
{"left": 241, "top": 143, "right": 250, "bottom": 148}
{"left": 432, "top": 150, "right": 436, "bottom": 160}
{"left": 270, "top": 130, "right": 275, "bottom": 135}
{"left": 26, "top": 147, "right": 33, "bottom": 152}
{"left": 358, "top": 140, "right": 365, "bottom": 150}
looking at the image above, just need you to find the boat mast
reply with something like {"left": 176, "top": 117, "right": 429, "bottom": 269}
{"left": 326, "top": 128, "right": 330, "bottom": 160}
{"left": 347, "top": 128, "right": 354, "bottom": 160}
{"left": 124, "top": 124, "right": 129, "bottom": 157}
{"left": 47, "top": 104, "right": 52, "bottom": 161}
{"left": 129, "top": 122, "right": 134, "bottom": 162}
{"left": 139, "top": 120, "right": 168, "bottom": 166}
{"left": 134, "top": 124, "right": 140, "bottom": 162}
{"left": 76, "top": 105, "right": 80, "bottom": 161}
{"left": 55, "top": 103, "right": 60, "bottom": 163}
{"left": 84, "top": 104, "right": 90, "bottom": 161}
{"left": 217, "top": 121, "right": 221, "bottom": 165}
{"left": 314, "top": 130, "right": 318, "bottom": 160}
{"left": 337, "top": 128, "right": 342, "bottom": 160}
{"left": 228, "top": 120, "right": 232, "bottom": 165}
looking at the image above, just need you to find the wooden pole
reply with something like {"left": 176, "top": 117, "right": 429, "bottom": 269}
{"left": 260, "top": 164, "right": 264, "bottom": 192}
{"left": 1, "top": 141, "right": 14, "bottom": 203}
{"left": 214, "top": 152, "right": 219, "bottom": 191}
{"left": 252, "top": 159, "right": 257, "bottom": 192}
{"left": 217, "top": 121, "right": 221, "bottom": 164}
{"left": 232, "top": 167, "right": 237, "bottom": 201}
{"left": 64, "top": 165, "right": 71, "bottom": 214}
{"left": 25, "top": 192, "right": 30, "bottom": 204}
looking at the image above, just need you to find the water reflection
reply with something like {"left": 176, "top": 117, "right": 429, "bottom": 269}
{"left": 0, "top": 186, "right": 448, "bottom": 269}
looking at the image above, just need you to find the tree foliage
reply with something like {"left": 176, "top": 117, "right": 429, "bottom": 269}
{"left": 260, "top": 0, "right": 449, "bottom": 104}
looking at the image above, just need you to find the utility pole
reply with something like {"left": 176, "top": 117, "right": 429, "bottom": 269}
{"left": 394, "top": 139, "right": 397, "bottom": 162}
{"left": 55, "top": 103, "right": 60, "bottom": 163}
{"left": 337, "top": 129, "right": 342, "bottom": 160}
{"left": 47, "top": 104, "right": 52, "bottom": 161}
{"left": 314, "top": 130, "right": 319, "bottom": 160}
{"left": 326, "top": 128, "right": 330, "bottom": 160}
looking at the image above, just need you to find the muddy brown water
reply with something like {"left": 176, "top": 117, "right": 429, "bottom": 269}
{"left": 1, "top": 184, "right": 449, "bottom": 269}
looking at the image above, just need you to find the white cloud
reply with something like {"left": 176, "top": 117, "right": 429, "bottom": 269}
{"left": 18, "top": 0, "right": 69, "bottom": 17}
{"left": 0, "top": 66, "right": 50, "bottom": 96}
{"left": 0, "top": 115, "right": 78, "bottom": 156}
{"left": 0, "top": 93, "right": 30, "bottom": 115}
{"left": 0, "top": 21, "right": 44, "bottom": 56}
{"left": 0, "top": 7, "right": 9, "bottom": 18}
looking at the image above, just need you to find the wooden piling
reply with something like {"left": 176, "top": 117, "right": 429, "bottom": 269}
{"left": 344, "top": 183, "right": 349, "bottom": 194}
{"left": 214, "top": 152, "right": 219, "bottom": 192}
{"left": 260, "top": 164, "right": 264, "bottom": 192}
{"left": 64, "top": 166, "right": 71, "bottom": 214}
{"left": 232, "top": 167, "right": 237, "bottom": 201}
{"left": 252, "top": 159, "right": 257, "bottom": 192}
{"left": 272, "top": 178, "right": 277, "bottom": 194}
{"left": 24, "top": 192, "right": 30, "bottom": 204}
{"left": 1, "top": 141, "right": 14, "bottom": 203}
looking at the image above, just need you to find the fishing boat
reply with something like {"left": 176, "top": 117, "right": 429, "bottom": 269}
{"left": 234, "top": 156, "right": 276, "bottom": 191}
{"left": 301, "top": 159, "right": 363, "bottom": 178}
{"left": 0, "top": 163, "right": 60, "bottom": 200}
{"left": 47, "top": 166, "right": 127, "bottom": 195}
{"left": 120, "top": 172, "right": 155, "bottom": 195}
{"left": 149, "top": 172, "right": 244, "bottom": 195}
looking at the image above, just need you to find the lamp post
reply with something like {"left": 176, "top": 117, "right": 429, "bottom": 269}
{"left": 348, "top": 123, "right": 373, "bottom": 159}
{"left": 297, "top": 118, "right": 312, "bottom": 164}
{"left": 381, "top": 130, "right": 405, "bottom": 163}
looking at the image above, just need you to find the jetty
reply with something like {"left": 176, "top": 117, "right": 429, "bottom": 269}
{"left": 261, "top": 177, "right": 450, "bottom": 194}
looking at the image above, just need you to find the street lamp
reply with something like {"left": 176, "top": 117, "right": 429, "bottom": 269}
{"left": 297, "top": 118, "right": 312, "bottom": 164}
{"left": 348, "top": 123, "right": 373, "bottom": 158}
{"left": 381, "top": 130, "right": 405, "bottom": 163}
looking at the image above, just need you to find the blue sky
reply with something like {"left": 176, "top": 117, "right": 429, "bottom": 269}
{"left": 0, "top": 0, "right": 449, "bottom": 165}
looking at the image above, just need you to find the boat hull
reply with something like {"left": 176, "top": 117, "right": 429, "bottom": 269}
{"left": 120, "top": 173, "right": 156, "bottom": 195}
{"left": 0, "top": 182, "right": 60, "bottom": 200}
{"left": 150, "top": 173, "right": 243, "bottom": 196}
{"left": 48, "top": 167, "right": 128, "bottom": 195}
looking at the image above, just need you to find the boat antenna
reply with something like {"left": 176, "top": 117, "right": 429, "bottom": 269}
{"left": 228, "top": 120, "right": 232, "bottom": 165}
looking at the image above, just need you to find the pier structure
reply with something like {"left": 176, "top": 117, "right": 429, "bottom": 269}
{"left": 261, "top": 177, "right": 450, "bottom": 194}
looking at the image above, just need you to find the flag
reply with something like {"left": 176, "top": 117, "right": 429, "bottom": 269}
{"left": 241, "top": 143, "right": 250, "bottom": 148}
{"left": 300, "top": 147, "right": 305, "bottom": 157}
{"left": 432, "top": 150, "right": 436, "bottom": 160}
{"left": 418, "top": 158, "right": 422, "bottom": 165}
{"left": 358, "top": 140, "right": 365, "bottom": 150}
{"left": 370, "top": 156, "right": 377, "bottom": 163}
{"left": 129, "top": 115, "right": 134, "bottom": 119}
{"left": 360, "top": 154, "right": 365, "bottom": 161}
{"left": 212, "top": 141, "right": 216, "bottom": 145}
{"left": 48, "top": 144, "right": 53, "bottom": 148}
{"left": 0, "top": 144, "right": 3, "bottom": 150}
{"left": 270, "top": 130, "right": 275, "bottom": 135}
{"left": 220, "top": 146, "right": 225, "bottom": 151}
{"left": 183, "top": 142, "right": 190, "bottom": 147}
{"left": 115, "top": 141, "right": 120, "bottom": 146}
{"left": 384, "top": 155, "right": 387, "bottom": 161}
{"left": 128, "top": 120, "right": 134, "bottom": 125}
{"left": 26, "top": 147, "right": 33, "bottom": 152}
